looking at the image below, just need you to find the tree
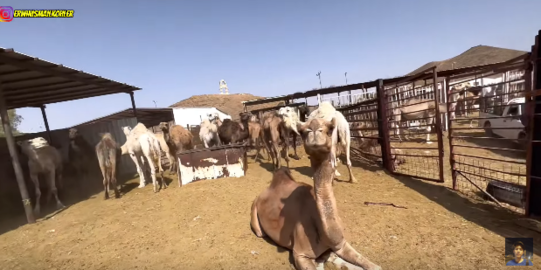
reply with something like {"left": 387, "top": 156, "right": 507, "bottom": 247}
{"left": 0, "top": 109, "right": 24, "bottom": 137}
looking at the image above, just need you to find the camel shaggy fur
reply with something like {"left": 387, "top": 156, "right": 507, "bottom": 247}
{"left": 250, "top": 118, "right": 382, "bottom": 270}
{"left": 307, "top": 101, "right": 357, "bottom": 183}
{"left": 158, "top": 122, "right": 194, "bottom": 186}
{"left": 121, "top": 123, "right": 166, "bottom": 192}
{"left": 17, "top": 137, "right": 65, "bottom": 215}
{"left": 95, "top": 133, "right": 121, "bottom": 200}
{"left": 199, "top": 117, "right": 221, "bottom": 148}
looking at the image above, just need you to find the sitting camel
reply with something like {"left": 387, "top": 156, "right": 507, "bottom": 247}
{"left": 250, "top": 118, "right": 382, "bottom": 270}
{"left": 17, "top": 137, "right": 65, "bottom": 216}
{"left": 120, "top": 123, "right": 166, "bottom": 193}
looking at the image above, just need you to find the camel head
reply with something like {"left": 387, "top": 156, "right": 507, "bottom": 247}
{"left": 99, "top": 132, "right": 114, "bottom": 140}
{"left": 249, "top": 114, "right": 258, "bottom": 122}
{"left": 158, "top": 122, "right": 170, "bottom": 133}
{"left": 278, "top": 106, "right": 301, "bottom": 135}
{"left": 68, "top": 128, "right": 79, "bottom": 140}
{"left": 239, "top": 112, "right": 252, "bottom": 123}
{"left": 297, "top": 117, "right": 336, "bottom": 158}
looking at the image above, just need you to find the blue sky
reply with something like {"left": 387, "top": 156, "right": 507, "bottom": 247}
{"left": 1, "top": 0, "right": 539, "bottom": 133}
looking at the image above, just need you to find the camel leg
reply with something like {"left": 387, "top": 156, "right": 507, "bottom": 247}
{"left": 290, "top": 133, "right": 300, "bottom": 160}
{"left": 30, "top": 173, "right": 42, "bottom": 216}
{"left": 99, "top": 163, "right": 109, "bottom": 200}
{"left": 47, "top": 170, "right": 65, "bottom": 210}
{"left": 130, "top": 153, "right": 146, "bottom": 188}
{"left": 146, "top": 156, "right": 158, "bottom": 193}
{"left": 111, "top": 160, "right": 120, "bottom": 199}
{"left": 334, "top": 242, "right": 382, "bottom": 270}
{"left": 165, "top": 151, "right": 174, "bottom": 174}
{"left": 345, "top": 139, "right": 357, "bottom": 183}
{"left": 272, "top": 141, "right": 281, "bottom": 169}
{"left": 250, "top": 197, "right": 265, "bottom": 238}
{"left": 253, "top": 137, "right": 262, "bottom": 161}
{"left": 293, "top": 253, "right": 317, "bottom": 270}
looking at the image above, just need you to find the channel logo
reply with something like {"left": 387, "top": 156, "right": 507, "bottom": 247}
{"left": 0, "top": 6, "right": 14, "bottom": 22}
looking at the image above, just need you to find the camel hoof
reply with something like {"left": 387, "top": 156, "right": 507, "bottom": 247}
{"left": 426, "top": 141, "right": 433, "bottom": 144}
{"left": 138, "top": 184, "right": 145, "bottom": 188}
{"left": 350, "top": 179, "right": 358, "bottom": 183}
{"left": 335, "top": 171, "right": 342, "bottom": 177}
{"left": 56, "top": 202, "right": 65, "bottom": 209}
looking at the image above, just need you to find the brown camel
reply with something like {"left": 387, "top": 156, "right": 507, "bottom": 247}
{"left": 250, "top": 118, "right": 382, "bottom": 270}
{"left": 247, "top": 115, "right": 267, "bottom": 161}
{"left": 260, "top": 110, "right": 290, "bottom": 169}
{"left": 95, "top": 133, "right": 121, "bottom": 200}
{"left": 158, "top": 122, "right": 194, "bottom": 186}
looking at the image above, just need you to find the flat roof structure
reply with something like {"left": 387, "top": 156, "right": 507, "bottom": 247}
{"left": 0, "top": 47, "right": 141, "bottom": 109}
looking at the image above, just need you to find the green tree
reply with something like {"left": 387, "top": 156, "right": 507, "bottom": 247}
{"left": 0, "top": 109, "right": 24, "bottom": 137}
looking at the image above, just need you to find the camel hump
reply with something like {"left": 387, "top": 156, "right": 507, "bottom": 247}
{"left": 270, "top": 167, "right": 296, "bottom": 187}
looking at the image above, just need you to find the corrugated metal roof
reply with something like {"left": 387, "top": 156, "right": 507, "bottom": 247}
{"left": 0, "top": 47, "right": 141, "bottom": 109}
{"left": 73, "top": 107, "right": 173, "bottom": 127}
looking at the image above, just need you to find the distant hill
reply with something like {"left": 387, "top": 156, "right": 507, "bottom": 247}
{"left": 169, "top": 93, "right": 283, "bottom": 120}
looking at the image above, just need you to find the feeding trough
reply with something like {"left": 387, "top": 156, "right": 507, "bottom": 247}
{"left": 176, "top": 143, "right": 248, "bottom": 186}
{"left": 485, "top": 179, "right": 526, "bottom": 208}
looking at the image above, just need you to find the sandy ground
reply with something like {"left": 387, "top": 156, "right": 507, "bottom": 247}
{"left": 0, "top": 144, "right": 539, "bottom": 270}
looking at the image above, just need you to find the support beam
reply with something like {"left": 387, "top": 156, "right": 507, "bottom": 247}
{"left": 40, "top": 105, "right": 52, "bottom": 144}
{"left": 0, "top": 81, "right": 36, "bottom": 224}
{"left": 129, "top": 91, "right": 137, "bottom": 119}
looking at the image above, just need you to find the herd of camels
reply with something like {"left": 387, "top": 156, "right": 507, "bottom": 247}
{"left": 14, "top": 86, "right": 479, "bottom": 269}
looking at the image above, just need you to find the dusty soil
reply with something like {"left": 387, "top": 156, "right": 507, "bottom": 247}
{"left": 0, "top": 146, "right": 539, "bottom": 270}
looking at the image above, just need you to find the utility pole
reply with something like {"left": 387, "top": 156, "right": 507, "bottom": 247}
{"left": 344, "top": 72, "right": 348, "bottom": 85}
{"left": 345, "top": 72, "right": 352, "bottom": 104}
{"left": 152, "top": 100, "right": 157, "bottom": 108}
{"left": 316, "top": 71, "right": 322, "bottom": 89}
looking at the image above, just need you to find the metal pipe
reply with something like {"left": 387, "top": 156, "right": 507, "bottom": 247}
{"left": 40, "top": 105, "right": 52, "bottom": 144}
{"left": 0, "top": 81, "right": 36, "bottom": 224}
{"left": 129, "top": 91, "right": 137, "bottom": 118}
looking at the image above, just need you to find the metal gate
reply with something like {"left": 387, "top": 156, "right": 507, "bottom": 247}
{"left": 446, "top": 58, "right": 530, "bottom": 213}
{"left": 382, "top": 68, "right": 445, "bottom": 182}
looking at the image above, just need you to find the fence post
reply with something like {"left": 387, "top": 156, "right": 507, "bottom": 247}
{"left": 376, "top": 79, "right": 393, "bottom": 172}
{"left": 445, "top": 77, "right": 457, "bottom": 189}
{"left": 432, "top": 68, "right": 445, "bottom": 183}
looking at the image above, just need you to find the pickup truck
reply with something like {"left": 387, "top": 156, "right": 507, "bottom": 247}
{"left": 478, "top": 97, "right": 527, "bottom": 148}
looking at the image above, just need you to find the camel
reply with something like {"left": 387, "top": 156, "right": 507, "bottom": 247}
{"left": 250, "top": 118, "right": 382, "bottom": 270}
{"left": 17, "top": 137, "right": 65, "bottom": 215}
{"left": 158, "top": 122, "right": 194, "bottom": 186}
{"left": 215, "top": 113, "right": 250, "bottom": 145}
{"left": 95, "top": 133, "right": 121, "bottom": 200}
{"left": 390, "top": 98, "right": 448, "bottom": 144}
{"left": 199, "top": 116, "right": 221, "bottom": 148}
{"left": 246, "top": 114, "right": 267, "bottom": 161}
{"left": 68, "top": 127, "right": 96, "bottom": 182}
{"left": 307, "top": 101, "right": 357, "bottom": 183}
{"left": 120, "top": 123, "right": 166, "bottom": 193}
{"left": 154, "top": 132, "right": 176, "bottom": 173}
{"left": 278, "top": 106, "right": 302, "bottom": 160}
{"left": 260, "top": 110, "right": 291, "bottom": 169}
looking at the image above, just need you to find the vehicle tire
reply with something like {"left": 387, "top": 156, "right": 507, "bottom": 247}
{"left": 484, "top": 121, "right": 493, "bottom": 137}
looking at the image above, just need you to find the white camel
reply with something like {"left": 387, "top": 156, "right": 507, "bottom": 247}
{"left": 277, "top": 106, "right": 302, "bottom": 160}
{"left": 199, "top": 115, "right": 221, "bottom": 148}
{"left": 120, "top": 123, "right": 165, "bottom": 193}
{"left": 306, "top": 101, "right": 357, "bottom": 183}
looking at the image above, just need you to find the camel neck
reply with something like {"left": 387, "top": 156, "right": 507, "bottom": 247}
{"left": 311, "top": 153, "right": 345, "bottom": 249}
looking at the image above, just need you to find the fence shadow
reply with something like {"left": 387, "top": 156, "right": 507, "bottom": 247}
{"left": 387, "top": 171, "right": 541, "bottom": 257}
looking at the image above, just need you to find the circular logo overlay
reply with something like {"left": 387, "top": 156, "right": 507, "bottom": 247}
{"left": 0, "top": 6, "right": 14, "bottom": 22}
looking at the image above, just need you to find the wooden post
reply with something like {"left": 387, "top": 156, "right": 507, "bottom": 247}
{"left": 129, "top": 91, "right": 137, "bottom": 119}
{"left": 40, "top": 105, "right": 52, "bottom": 144}
{"left": 446, "top": 77, "right": 457, "bottom": 189}
{"left": 0, "top": 81, "right": 36, "bottom": 224}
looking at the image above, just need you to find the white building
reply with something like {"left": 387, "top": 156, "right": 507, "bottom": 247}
{"left": 172, "top": 107, "right": 231, "bottom": 127}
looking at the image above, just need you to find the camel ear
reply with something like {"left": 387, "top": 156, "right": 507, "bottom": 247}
{"left": 326, "top": 117, "right": 337, "bottom": 132}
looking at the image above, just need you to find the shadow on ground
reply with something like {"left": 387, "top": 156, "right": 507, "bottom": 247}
{"left": 453, "top": 131, "right": 526, "bottom": 159}
{"left": 386, "top": 170, "right": 541, "bottom": 257}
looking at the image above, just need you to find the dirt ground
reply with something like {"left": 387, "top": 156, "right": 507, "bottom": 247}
{"left": 0, "top": 144, "right": 540, "bottom": 270}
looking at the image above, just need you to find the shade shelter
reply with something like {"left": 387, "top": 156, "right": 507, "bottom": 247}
{"left": 0, "top": 47, "right": 141, "bottom": 224}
